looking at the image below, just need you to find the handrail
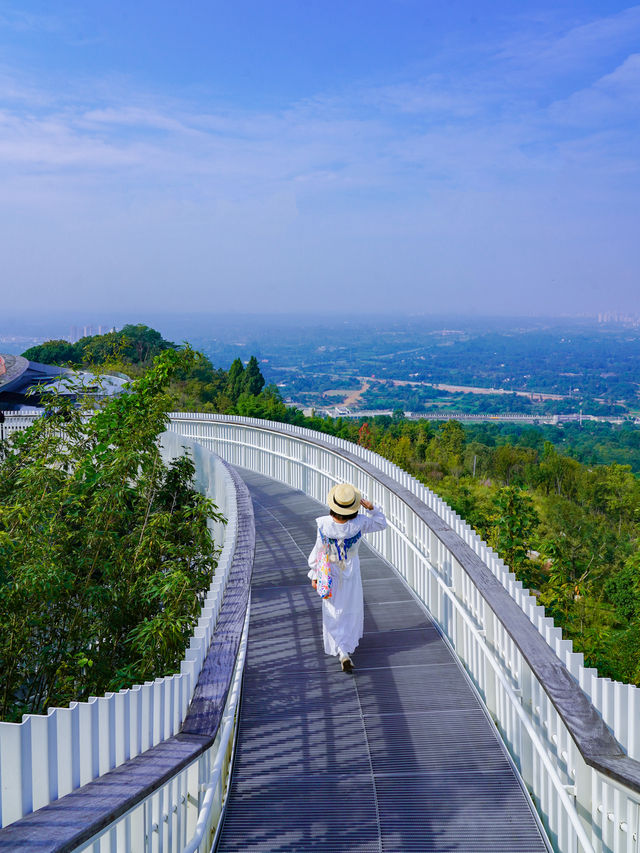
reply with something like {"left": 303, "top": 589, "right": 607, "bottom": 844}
{"left": 182, "top": 593, "right": 251, "bottom": 853}
{"left": 0, "top": 449, "right": 254, "bottom": 853}
{"left": 168, "top": 413, "right": 640, "bottom": 852}
{"left": 411, "top": 525, "right": 595, "bottom": 853}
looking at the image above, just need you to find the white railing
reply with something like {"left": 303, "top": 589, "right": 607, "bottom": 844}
{"left": 182, "top": 594, "right": 250, "bottom": 853}
{"left": 0, "top": 410, "right": 43, "bottom": 439}
{"left": 168, "top": 413, "right": 640, "bottom": 853}
{"left": 0, "top": 431, "right": 237, "bottom": 829}
{"left": 5, "top": 410, "right": 640, "bottom": 853}
{"left": 74, "top": 594, "right": 251, "bottom": 853}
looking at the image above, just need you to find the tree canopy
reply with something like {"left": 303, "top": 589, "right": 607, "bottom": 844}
{"left": 22, "top": 324, "right": 176, "bottom": 367}
{"left": 0, "top": 348, "right": 223, "bottom": 721}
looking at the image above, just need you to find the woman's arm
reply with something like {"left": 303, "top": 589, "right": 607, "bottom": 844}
{"left": 359, "top": 501, "right": 387, "bottom": 534}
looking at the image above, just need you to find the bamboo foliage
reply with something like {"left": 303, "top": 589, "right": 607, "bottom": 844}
{"left": 0, "top": 349, "right": 224, "bottom": 721}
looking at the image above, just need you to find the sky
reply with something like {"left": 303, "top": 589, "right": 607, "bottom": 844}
{"left": 1, "top": 0, "right": 639, "bottom": 318}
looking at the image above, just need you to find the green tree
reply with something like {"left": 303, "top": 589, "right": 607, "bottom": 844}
{"left": 587, "top": 464, "right": 640, "bottom": 534}
{"left": 538, "top": 496, "right": 618, "bottom": 586}
{"left": 439, "top": 420, "right": 466, "bottom": 461}
{"left": 236, "top": 385, "right": 289, "bottom": 419}
{"left": 538, "top": 570, "right": 614, "bottom": 674}
{"left": 490, "top": 486, "right": 539, "bottom": 579}
{"left": 22, "top": 340, "right": 82, "bottom": 365}
{"left": 490, "top": 444, "right": 536, "bottom": 486}
{"left": 243, "top": 355, "right": 265, "bottom": 396}
{"left": 227, "top": 358, "right": 245, "bottom": 402}
{"left": 23, "top": 326, "right": 176, "bottom": 369}
{"left": 393, "top": 435, "right": 413, "bottom": 469}
{"left": 537, "top": 441, "right": 581, "bottom": 498}
{"left": 0, "top": 349, "right": 223, "bottom": 721}
{"left": 377, "top": 433, "right": 398, "bottom": 464}
{"left": 82, "top": 324, "right": 175, "bottom": 365}
{"left": 605, "top": 551, "right": 640, "bottom": 622}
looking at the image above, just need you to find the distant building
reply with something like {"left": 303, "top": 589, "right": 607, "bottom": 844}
{"left": 68, "top": 324, "right": 116, "bottom": 343}
{"left": 597, "top": 312, "right": 640, "bottom": 326}
{"left": 0, "top": 353, "right": 128, "bottom": 411}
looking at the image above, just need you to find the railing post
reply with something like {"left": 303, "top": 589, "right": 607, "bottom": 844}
{"left": 518, "top": 660, "right": 535, "bottom": 795}
{"left": 440, "top": 541, "right": 453, "bottom": 642}
{"left": 301, "top": 442, "right": 308, "bottom": 496}
{"left": 433, "top": 537, "right": 445, "bottom": 629}
{"left": 382, "top": 489, "right": 391, "bottom": 563}
{"left": 451, "top": 556, "right": 464, "bottom": 657}
{"left": 130, "top": 802, "right": 144, "bottom": 853}
{"left": 483, "top": 606, "right": 498, "bottom": 721}
{"left": 573, "top": 751, "right": 595, "bottom": 851}
{"left": 405, "top": 511, "right": 415, "bottom": 590}
{"left": 267, "top": 431, "right": 274, "bottom": 479}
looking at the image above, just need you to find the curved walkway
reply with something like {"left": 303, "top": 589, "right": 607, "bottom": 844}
{"left": 217, "top": 470, "right": 549, "bottom": 853}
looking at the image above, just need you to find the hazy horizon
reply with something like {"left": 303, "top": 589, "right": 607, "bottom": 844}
{"left": 0, "top": 310, "right": 634, "bottom": 354}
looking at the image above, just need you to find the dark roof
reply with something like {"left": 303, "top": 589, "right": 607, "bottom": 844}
{"left": 1, "top": 354, "right": 130, "bottom": 412}
{"left": 0, "top": 354, "right": 30, "bottom": 392}
{"left": 0, "top": 353, "right": 70, "bottom": 409}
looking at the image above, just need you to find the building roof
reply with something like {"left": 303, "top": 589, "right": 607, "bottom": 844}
{"left": 1, "top": 353, "right": 128, "bottom": 410}
{"left": 0, "top": 354, "right": 30, "bottom": 392}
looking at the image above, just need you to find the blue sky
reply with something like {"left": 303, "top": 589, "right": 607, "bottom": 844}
{"left": 1, "top": 1, "right": 639, "bottom": 316}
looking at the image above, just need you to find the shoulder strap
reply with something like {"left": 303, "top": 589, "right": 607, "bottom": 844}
{"left": 319, "top": 529, "right": 362, "bottom": 561}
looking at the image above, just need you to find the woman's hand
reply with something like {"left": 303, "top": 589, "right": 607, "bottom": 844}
{"left": 311, "top": 579, "right": 317, "bottom": 589}
{"left": 360, "top": 498, "right": 374, "bottom": 511}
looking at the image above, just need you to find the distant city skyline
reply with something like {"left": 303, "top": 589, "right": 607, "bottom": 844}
{"left": 1, "top": 1, "right": 639, "bottom": 317}
{"left": 2, "top": 310, "right": 640, "bottom": 355}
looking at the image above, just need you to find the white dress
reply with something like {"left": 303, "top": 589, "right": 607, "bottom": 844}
{"left": 307, "top": 507, "right": 387, "bottom": 657}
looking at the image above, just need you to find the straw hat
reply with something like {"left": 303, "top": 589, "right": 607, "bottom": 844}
{"left": 327, "top": 483, "right": 362, "bottom": 515}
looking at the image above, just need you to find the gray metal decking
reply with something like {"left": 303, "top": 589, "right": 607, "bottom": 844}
{"left": 216, "top": 471, "right": 549, "bottom": 852}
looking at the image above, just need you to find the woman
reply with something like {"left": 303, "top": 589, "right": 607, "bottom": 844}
{"left": 308, "top": 483, "right": 387, "bottom": 672}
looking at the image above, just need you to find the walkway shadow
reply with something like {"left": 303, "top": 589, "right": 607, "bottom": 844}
{"left": 217, "top": 470, "right": 546, "bottom": 853}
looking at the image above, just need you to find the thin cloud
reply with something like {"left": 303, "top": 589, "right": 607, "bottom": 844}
{"left": 499, "top": 5, "right": 640, "bottom": 72}
{"left": 81, "top": 106, "right": 202, "bottom": 135}
{"left": 0, "top": 66, "right": 636, "bottom": 199}
{"left": 364, "top": 76, "right": 485, "bottom": 118}
{"left": 549, "top": 53, "right": 640, "bottom": 126}
{"left": 0, "top": 7, "right": 61, "bottom": 33}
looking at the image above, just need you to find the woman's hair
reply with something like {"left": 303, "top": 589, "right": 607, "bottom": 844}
{"left": 330, "top": 509, "right": 359, "bottom": 521}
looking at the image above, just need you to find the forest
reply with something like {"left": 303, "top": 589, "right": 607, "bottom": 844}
{"left": 12, "top": 325, "right": 640, "bottom": 690}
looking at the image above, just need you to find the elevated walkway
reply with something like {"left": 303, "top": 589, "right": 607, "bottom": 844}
{"left": 6, "top": 412, "right": 636, "bottom": 851}
{"left": 217, "top": 470, "right": 549, "bottom": 852}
